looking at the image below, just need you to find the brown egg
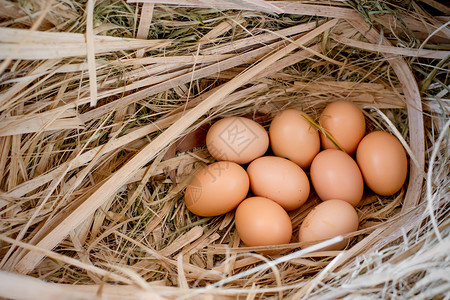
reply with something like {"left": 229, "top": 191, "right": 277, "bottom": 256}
{"left": 356, "top": 131, "right": 408, "bottom": 196}
{"left": 299, "top": 199, "right": 359, "bottom": 250}
{"left": 184, "top": 161, "right": 249, "bottom": 217}
{"left": 206, "top": 117, "right": 269, "bottom": 164}
{"left": 247, "top": 156, "right": 310, "bottom": 211}
{"left": 269, "top": 109, "right": 320, "bottom": 169}
{"left": 319, "top": 100, "right": 366, "bottom": 155}
{"left": 235, "top": 197, "right": 292, "bottom": 247}
{"left": 310, "top": 149, "right": 364, "bottom": 206}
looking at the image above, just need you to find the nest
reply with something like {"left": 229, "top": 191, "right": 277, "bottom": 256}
{"left": 0, "top": 0, "right": 449, "bottom": 299}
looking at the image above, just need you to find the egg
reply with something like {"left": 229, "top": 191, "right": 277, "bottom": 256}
{"left": 235, "top": 197, "right": 292, "bottom": 247}
{"left": 206, "top": 117, "right": 269, "bottom": 164}
{"left": 247, "top": 156, "right": 310, "bottom": 211}
{"left": 184, "top": 161, "right": 249, "bottom": 216}
{"left": 356, "top": 131, "right": 408, "bottom": 196}
{"left": 269, "top": 109, "right": 320, "bottom": 169}
{"left": 310, "top": 149, "right": 364, "bottom": 206}
{"left": 299, "top": 199, "right": 359, "bottom": 250}
{"left": 319, "top": 100, "right": 366, "bottom": 155}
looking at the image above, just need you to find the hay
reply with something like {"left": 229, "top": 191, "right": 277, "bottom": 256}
{"left": 0, "top": 0, "right": 449, "bottom": 299}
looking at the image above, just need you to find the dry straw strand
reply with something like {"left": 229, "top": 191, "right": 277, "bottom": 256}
{"left": 136, "top": 2, "right": 155, "bottom": 58}
{"left": 426, "top": 118, "right": 449, "bottom": 244}
{"left": 86, "top": 0, "right": 98, "bottom": 107}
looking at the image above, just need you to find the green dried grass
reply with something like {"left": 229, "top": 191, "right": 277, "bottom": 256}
{"left": 0, "top": 0, "right": 449, "bottom": 299}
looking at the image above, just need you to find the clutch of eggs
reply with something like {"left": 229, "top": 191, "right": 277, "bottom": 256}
{"left": 184, "top": 101, "right": 408, "bottom": 250}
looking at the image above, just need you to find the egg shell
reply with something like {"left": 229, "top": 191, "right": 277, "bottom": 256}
{"left": 184, "top": 161, "right": 249, "bottom": 217}
{"left": 310, "top": 149, "right": 364, "bottom": 206}
{"left": 235, "top": 197, "right": 292, "bottom": 247}
{"left": 356, "top": 131, "right": 408, "bottom": 196}
{"left": 269, "top": 109, "right": 320, "bottom": 169}
{"left": 319, "top": 100, "right": 366, "bottom": 155}
{"left": 299, "top": 199, "right": 359, "bottom": 250}
{"left": 206, "top": 117, "right": 269, "bottom": 164}
{"left": 247, "top": 156, "right": 310, "bottom": 211}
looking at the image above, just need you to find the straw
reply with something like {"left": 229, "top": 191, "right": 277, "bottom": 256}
{"left": 0, "top": 1, "right": 448, "bottom": 299}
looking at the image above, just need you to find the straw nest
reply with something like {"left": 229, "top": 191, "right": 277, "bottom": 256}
{"left": 0, "top": 0, "right": 449, "bottom": 299}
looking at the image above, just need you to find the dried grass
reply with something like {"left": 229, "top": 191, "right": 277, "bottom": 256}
{"left": 0, "top": 0, "right": 449, "bottom": 299}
